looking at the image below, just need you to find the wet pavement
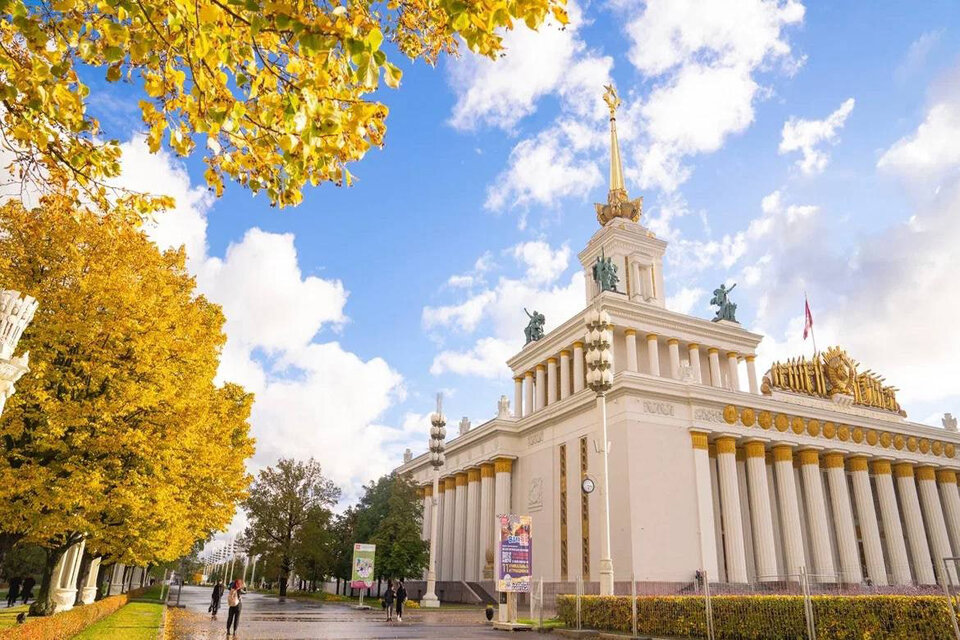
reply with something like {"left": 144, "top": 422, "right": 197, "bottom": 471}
{"left": 164, "top": 585, "right": 560, "bottom": 639}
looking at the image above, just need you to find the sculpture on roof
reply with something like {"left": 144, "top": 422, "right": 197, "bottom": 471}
{"left": 710, "top": 283, "right": 738, "bottom": 323}
{"left": 592, "top": 249, "right": 619, "bottom": 293}
{"left": 524, "top": 308, "right": 545, "bottom": 344}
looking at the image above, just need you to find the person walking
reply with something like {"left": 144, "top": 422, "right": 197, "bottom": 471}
{"left": 20, "top": 577, "right": 34, "bottom": 605}
{"left": 6, "top": 577, "right": 21, "bottom": 608}
{"left": 209, "top": 579, "right": 224, "bottom": 619}
{"left": 395, "top": 580, "right": 407, "bottom": 622}
{"left": 383, "top": 580, "right": 395, "bottom": 622}
{"left": 226, "top": 579, "right": 245, "bottom": 636}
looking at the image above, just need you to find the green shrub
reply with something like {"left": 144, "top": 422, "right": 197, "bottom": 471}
{"left": 0, "top": 587, "right": 148, "bottom": 640}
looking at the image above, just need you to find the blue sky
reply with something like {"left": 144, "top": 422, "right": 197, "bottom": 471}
{"left": 85, "top": 0, "right": 960, "bottom": 509}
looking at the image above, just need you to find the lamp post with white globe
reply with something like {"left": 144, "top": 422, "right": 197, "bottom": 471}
{"left": 585, "top": 307, "right": 615, "bottom": 595}
{"left": 421, "top": 393, "right": 446, "bottom": 607}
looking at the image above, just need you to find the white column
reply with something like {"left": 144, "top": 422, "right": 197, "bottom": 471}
{"left": 894, "top": 463, "right": 936, "bottom": 585}
{"left": 938, "top": 469, "right": 960, "bottom": 557}
{"left": 873, "top": 461, "right": 913, "bottom": 585}
{"left": 799, "top": 450, "right": 836, "bottom": 581}
{"left": 465, "top": 469, "right": 481, "bottom": 582}
{"left": 535, "top": 365, "right": 546, "bottom": 412}
{"left": 745, "top": 356, "right": 759, "bottom": 394}
{"left": 479, "top": 463, "right": 496, "bottom": 579}
{"left": 688, "top": 344, "right": 703, "bottom": 384}
{"left": 766, "top": 456, "right": 785, "bottom": 575}
{"left": 848, "top": 457, "right": 887, "bottom": 586}
{"left": 572, "top": 342, "right": 585, "bottom": 393}
{"left": 708, "top": 348, "right": 722, "bottom": 388}
{"left": 441, "top": 477, "right": 456, "bottom": 581}
{"left": 110, "top": 563, "right": 125, "bottom": 594}
{"left": 514, "top": 377, "right": 523, "bottom": 418}
{"left": 81, "top": 557, "right": 101, "bottom": 604}
{"left": 726, "top": 352, "right": 740, "bottom": 391}
{"left": 523, "top": 372, "right": 534, "bottom": 418}
{"left": 736, "top": 451, "right": 756, "bottom": 581}
{"left": 745, "top": 441, "right": 777, "bottom": 581}
{"left": 667, "top": 339, "right": 681, "bottom": 379}
{"left": 646, "top": 333, "right": 660, "bottom": 376}
{"left": 546, "top": 358, "right": 558, "bottom": 406}
{"left": 494, "top": 458, "right": 513, "bottom": 516}
{"left": 715, "top": 437, "right": 747, "bottom": 583}
{"left": 625, "top": 330, "right": 638, "bottom": 372}
{"left": 52, "top": 540, "right": 85, "bottom": 611}
{"left": 709, "top": 450, "right": 726, "bottom": 582}
{"left": 691, "top": 432, "right": 719, "bottom": 578}
{"left": 917, "top": 466, "right": 953, "bottom": 581}
{"left": 559, "top": 350, "right": 571, "bottom": 400}
{"left": 453, "top": 473, "right": 468, "bottom": 580}
{"left": 823, "top": 453, "right": 863, "bottom": 584}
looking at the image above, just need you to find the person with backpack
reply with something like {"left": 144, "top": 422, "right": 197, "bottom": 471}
{"left": 209, "top": 579, "right": 224, "bottom": 619}
{"left": 383, "top": 580, "right": 395, "bottom": 622}
{"left": 226, "top": 579, "right": 245, "bottom": 636}
{"left": 395, "top": 580, "right": 407, "bottom": 622}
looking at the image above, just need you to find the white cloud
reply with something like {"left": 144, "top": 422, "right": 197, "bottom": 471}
{"left": 895, "top": 30, "right": 943, "bottom": 83}
{"left": 423, "top": 290, "right": 496, "bottom": 333}
{"left": 779, "top": 98, "right": 855, "bottom": 175}
{"left": 431, "top": 337, "right": 516, "bottom": 378}
{"left": 512, "top": 240, "right": 571, "bottom": 284}
{"left": 877, "top": 101, "right": 960, "bottom": 187}
{"left": 666, "top": 286, "right": 704, "bottom": 315}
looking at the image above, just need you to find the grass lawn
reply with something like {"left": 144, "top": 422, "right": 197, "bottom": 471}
{"left": 0, "top": 604, "right": 29, "bottom": 629}
{"left": 129, "top": 583, "right": 165, "bottom": 603}
{"left": 70, "top": 602, "right": 164, "bottom": 640}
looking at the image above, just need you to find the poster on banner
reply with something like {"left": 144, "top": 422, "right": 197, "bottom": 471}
{"left": 495, "top": 514, "right": 532, "bottom": 592}
{"left": 350, "top": 543, "right": 376, "bottom": 589}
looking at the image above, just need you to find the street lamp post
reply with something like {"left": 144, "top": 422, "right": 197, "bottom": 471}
{"left": 421, "top": 393, "right": 447, "bottom": 608}
{"left": 585, "top": 307, "right": 615, "bottom": 595}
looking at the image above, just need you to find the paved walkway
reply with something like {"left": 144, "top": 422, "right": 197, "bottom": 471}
{"left": 164, "top": 586, "right": 561, "bottom": 639}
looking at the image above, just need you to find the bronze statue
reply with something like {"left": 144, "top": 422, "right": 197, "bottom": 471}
{"left": 524, "top": 308, "right": 545, "bottom": 344}
{"left": 592, "top": 249, "right": 619, "bottom": 293}
{"left": 710, "top": 283, "right": 738, "bottom": 323}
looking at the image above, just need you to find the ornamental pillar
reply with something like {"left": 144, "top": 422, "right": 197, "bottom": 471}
{"left": 625, "top": 329, "right": 638, "bottom": 372}
{"left": 441, "top": 477, "right": 457, "bottom": 581}
{"left": 708, "top": 348, "right": 722, "bottom": 387}
{"left": 917, "top": 466, "right": 953, "bottom": 581}
{"left": 745, "top": 356, "right": 759, "bottom": 394}
{"left": 494, "top": 458, "right": 513, "bottom": 516}
{"left": 546, "top": 358, "right": 558, "bottom": 405}
{"left": 109, "top": 563, "right": 125, "bottom": 595}
{"left": 479, "top": 463, "right": 496, "bottom": 579}
{"left": 744, "top": 441, "right": 777, "bottom": 581}
{"left": 80, "top": 557, "right": 101, "bottom": 605}
{"left": 573, "top": 342, "right": 585, "bottom": 393}
{"left": 667, "top": 339, "right": 681, "bottom": 379}
{"left": 726, "top": 352, "right": 740, "bottom": 391}
{"left": 52, "top": 540, "right": 85, "bottom": 611}
{"left": 523, "top": 372, "right": 534, "bottom": 417}
{"left": 823, "top": 453, "right": 862, "bottom": 584}
{"left": 514, "top": 377, "right": 523, "bottom": 418}
{"left": 736, "top": 449, "right": 756, "bottom": 580}
{"left": 465, "top": 469, "right": 481, "bottom": 582}
{"left": 646, "top": 334, "right": 660, "bottom": 376}
{"left": 894, "top": 463, "right": 936, "bottom": 585}
{"left": 848, "top": 457, "right": 887, "bottom": 586}
{"left": 799, "top": 450, "right": 836, "bottom": 581}
{"left": 872, "top": 460, "right": 913, "bottom": 585}
{"left": 559, "top": 350, "right": 571, "bottom": 400}
{"left": 715, "top": 437, "right": 747, "bottom": 583}
{"left": 690, "top": 432, "right": 719, "bottom": 578}
{"left": 938, "top": 469, "right": 960, "bottom": 557}
{"left": 688, "top": 344, "right": 703, "bottom": 384}
{"left": 535, "top": 365, "right": 546, "bottom": 411}
{"left": 453, "top": 473, "right": 468, "bottom": 580}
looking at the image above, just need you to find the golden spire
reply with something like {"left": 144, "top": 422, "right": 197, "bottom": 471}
{"left": 595, "top": 84, "right": 641, "bottom": 226}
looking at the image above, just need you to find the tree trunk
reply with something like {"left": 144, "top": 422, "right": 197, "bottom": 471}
{"left": 29, "top": 545, "right": 68, "bottom": 616}
{"left": 73, "top": 550, "right": 93, "bottom": 606}
{"left": 278, "top": 570, "right": 288, "bottom": 597}
{"left": 96, "top": 562, "right": 112, "bottom": 601}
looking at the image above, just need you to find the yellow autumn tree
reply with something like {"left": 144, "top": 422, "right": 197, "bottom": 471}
{"left": 0, "top": 196, "right": 255, "bottom": 615}
{"left": 0, "top": 0, "right": 567, "bottom": 210}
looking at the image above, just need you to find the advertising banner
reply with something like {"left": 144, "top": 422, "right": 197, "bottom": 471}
{"left": 495, "top": 514, "right": 532, "bottom": 592}
{"left": 350, "top": 543, "right": 376, "bottom": 589}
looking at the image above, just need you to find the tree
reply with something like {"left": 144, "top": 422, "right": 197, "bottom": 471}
{"left": 293, "top": 505, "right": 336, "bottom": 590}
{"left": 0, "top": 196, "right": 255, "bottom": 614}
{"left": 370, "top": 473, "right": 427, "bottom": 580}
{"left": 0, "top": 0, "right": 567, "bottom": 210}
{"left": 241, "top": 458, "right": 340, "bottom": 596}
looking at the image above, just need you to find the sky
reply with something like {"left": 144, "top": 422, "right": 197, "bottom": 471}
{"left": 78, "top": 0, "right": 960, "bottom": 525}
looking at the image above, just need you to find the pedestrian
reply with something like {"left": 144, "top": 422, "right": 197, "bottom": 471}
{"left": 383, "top": 580, "right": 395, "bottom": 622}
{"left": 20, "top": 577, "right": 34, "bottom": 605}
{"left": 226, "top": 579, "right": 245, "bottom": 636}
{"left": 396, "top": 580, "right": 407, "bottom": 622}
{"left": 209, "top": 579, "right": 224, "bottom": 619}
{"left": 6, "top": 577, "right": 21, "bottom": 608}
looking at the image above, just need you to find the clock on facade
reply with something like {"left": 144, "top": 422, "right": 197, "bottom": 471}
{"left": 581, "top": 477, "right": 595, "bottom": 494}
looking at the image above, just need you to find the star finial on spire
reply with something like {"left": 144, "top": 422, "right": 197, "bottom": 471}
{"left": 602, "top": 84, "right": 621, "bottom": 118}
{"left": 595, "top": 83, "right": 641, "bottom": 226}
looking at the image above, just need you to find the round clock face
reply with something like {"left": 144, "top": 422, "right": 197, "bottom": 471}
{"left": 581, "top": 477, "right": 595, "bottom": 494}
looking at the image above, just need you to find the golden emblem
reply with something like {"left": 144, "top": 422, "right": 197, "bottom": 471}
{"left": 823, "top": 347, "right": 855, "bottom": 396}
{"left": 722, "top": 405, "right": 738, "bottom": 424}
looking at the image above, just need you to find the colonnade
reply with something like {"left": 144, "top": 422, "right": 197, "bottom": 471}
{"left": 419, "top": 458, "right": 513, "bottom": 582}
{"left": 513, "top": 333, "right": 758, "bottom": 419}
{"left": 692, "top": 431, "right": 960, "bottom": 586}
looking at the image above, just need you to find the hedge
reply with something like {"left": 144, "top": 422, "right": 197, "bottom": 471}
{"left": 556, "top": 594, "right": 959, "bottom": 640}
{"left": 0, "top": 587, "right": 148, "bottom": 640}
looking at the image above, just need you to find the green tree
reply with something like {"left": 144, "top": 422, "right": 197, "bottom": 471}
{"left": 293, "top": 506, "right": 336, "bottom": 590}
{"left": 370, "top": 474, "right": 427, "bottom": 580}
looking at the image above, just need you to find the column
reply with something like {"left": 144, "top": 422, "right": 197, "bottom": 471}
{"left": 823, "top": 453, "right": 863, "bottom": 584}
{"left": 690, "top": 432, "right": 719, "bottom": 578}
{"left": 572, "top": 342, "right": 585, "bottom": 393}
{"left": 688, "top": 343, "right": 703, "bottom": 384}
{"left": 766, "top": 454, "right": 785, "bottom": 575}
{"left": 546, "top": 358, "right": 558, "bottom": 405}
{"left": 745, "top": 356, "right": 759, "bottom": 394}
{"left": 938, "top": 469, "right": 960, "bottom": 557}
{"left": 465, "top": 469, "right": 481, "bottom": 582}
{"left": 81, "top": 557, "right": 101, "bottom": 604}
{"left": 625, "top": 330, "right": 638, "bottom": 372}
{"left": 715, "top": 437, "right": 747, "bottom": 583}
{"left": 523, "top": 372, "right": 534, "bottom": 418}
{"left": 709, "top": 447, "right": 726, "bottom": 582}
{"left": 110, "top": 563, "right": 125, "bottom": 594}
{"left": 646, "top": 333, "right": 660, "bottom": 376}
{"left": 667, "top": 339, "right": 681, "bottom": 379}
{"left": 708, "top": 348, "right": 722, "bottom": 388}
{"left": 514, "top": 377, "right": 523, "bottom": 418}
{"left": 848, "top": 457, "right": 887, "bottom": 586}
{"left": 745, "top": 441, "right": 777, "bottom": 581}
{"left": 435, "top": 479, "right": 445, "bottom": 580}
{"left": 894, "top": 463, "right": 936, "bottom": 585}
{"left": 453, "top": 472, "right": 468, "bottom": 580}
{"left": 726, "top": 352, "right": 740, "bottom": 391}
{"left": 799, "top": 450, "right": 836, "bottom": 581}
{"left": 736, "top": 449, "right": 756, "bottom": 581}
{"left": 52, "top": 540, "right": 84, "bottom": 611}
{"left": 494, "top": 458, "right": 513, "bottom": 516}
{"left": 917, "top": 466, "right": 953, "bottom": 581}
{"left": 535, "top": 365, "right": 546, "bottom": 411}
{"left": 422, "top": 485, "right": 433, "bottom": 541}
{"left": 872, "top": 460, "right": 913, "bottom": 585}
{"left": 560, "top": 350, "right": 571, "bottom": 400}
{"left": 441, "top": 477, "right": 456, "bottom": 581}
{"left": 479, "top": 463, "right": 496, "bottom": 579}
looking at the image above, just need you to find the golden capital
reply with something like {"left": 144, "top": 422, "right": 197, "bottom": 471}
{"left": 494, "top": 457, "right": 514, "bottom": 474}
{"left": 823, "top": 453, "right": 844, "bottom": 469}
{"left": 871, "top": 460, "right": 892, "bottom": 475}
{"left": 468, "top": 468, "right": 481, "bottom": 483}
{"left": 893, "top": 462, "right": 914, "bottom": 478}
{"left": 744, "top": 441, "right": 766, "bottom": 459}
{"left": 798, "top": 449, "right": 820, "bottom": 466}
{"left": 772, "top": 445, "right": 793, "bottom": 463}
{"left": 938, "top": 469, "right": 958, "bottom": 484}
{"left": 688, "top": 343, "right": 700, "bottom": 350}
{"left": 714, "top": 436, "right": 737, "bottom": 455}
{"left": 847, "top": 456, "right": 868, "bottom": 472}
{"left": 690, "top": 431, "right": 709, "bottom": 451}
{"left": 444, "top": 477, "right": 457, "bottom": 491}
{"left": 915, "top": 466, "right": 936, "bottom": 482}
{"left": 455, "top": 472, "right": 468, "bottom": 487}
{"left": 481, "top": 463, "right": 495, "bottom": 478}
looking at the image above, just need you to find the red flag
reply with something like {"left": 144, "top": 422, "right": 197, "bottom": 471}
{"left": 803, "top": 297, "right": 814, "bottom": 340}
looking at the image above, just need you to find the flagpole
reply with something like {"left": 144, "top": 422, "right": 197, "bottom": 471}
{"left": 805, "top": 292, "right": 817, "bottom": 356}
